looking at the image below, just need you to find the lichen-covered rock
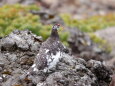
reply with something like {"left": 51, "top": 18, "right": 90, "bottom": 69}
{"left": 68, "top": 28, "right": 111, "bottom": 61}
{"left": 87, "top": 60, "right": 112, "bottom": 86}
{"left": 0, "top": 30, "right": 42, "bottom": 86}
{"left": 0, "top": 30, "right": 112, "bottom": 86}
{"left": 0, "top": 30, "right": 42, "bottom": 51}
{"left": 109, "top": 74, "right": 115, "bottom": 86}
{"left": 6, "top": 54, "right": 111, "bottom": 86}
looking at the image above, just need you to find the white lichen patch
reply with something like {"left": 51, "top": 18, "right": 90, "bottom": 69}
{"left": 43, "top": 68, "right": 48, "bottom": 72}
{"left": 75, "top": 64, "right": 86, "bottom": 70}
{"left": 0, "top": 77, "right": 2, "bottom": 80}
{"left": 2, "top": 74, "right": 6, "bottom": 78}
{"left": 45, "top": 49, "right": 49, "bottom": 53}
{"left": 88, "top": 60, "right": 102, "bottom": 68}
{"left": 33, "top": 67, "right": 38, "bottom": 72}
{"left": 80, "top": 75, "right": 92, "bottom": 86}
{"left": 32, "top": 64, "right": 36, "bottom": 68}
{"left": 27, "top": 72, "right": 30, "bottom": 75}
{"left": 37, "top": 82, "right": 45, "bottom": 86}
{"left": 57, "top": 41, "right": 60, "bottom": 43}
{"left": 37, "top": 53, "right": 39, "bottom": 56}
{"left": 12, "top": 34, "right": 22, "bottom": 41}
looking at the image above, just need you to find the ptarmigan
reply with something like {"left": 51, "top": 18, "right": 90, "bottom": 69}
{"left": 31, "top": 24, "right": 67, "bottom": 72}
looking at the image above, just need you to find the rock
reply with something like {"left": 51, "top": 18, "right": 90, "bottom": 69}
{"left": 109, "top": 74, "right": 115, "bottom": 86}
{"left": 0, "top": 29, "right": 42, "bottom": 51}
{"left": 17, "top": 54, "right": 112, "bottom": 86}
{"left": 0, "top": 61, "right": 4, "bottom": 67}
{"left": 87, "top": 60, "right": 112, "bottom": 86}
{"left": 31, "top": 10, "right": 63, "bottom": 25}
{"left": 68, "top": 28, "right": 111, "bottom": 61}
{"left": 95, "top": 27, "right": 115, "bottom": 71}
{"left": 105, "top": 57, "right": 115, "bottom": 74}
{"left": 0, "top": 30, "right": 42, "bottom": 86}
{"left": 95, "top": 27, "right": 115, "bottom": 56}
{"left": 0, "top": 30, "right": 112, "bottom": 86}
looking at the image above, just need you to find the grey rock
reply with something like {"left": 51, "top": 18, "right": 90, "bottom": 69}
{"left": 68, "top": 28, "right": 111, "bottom": 61}
{"left": 0, "top": 30, "right": 42, "bottom": 86}
{"left": 0, "top": 30, "right": 112, "bottom": 86}
{"left": 95, "top": 27, "right": 115, "bottom": 56}
{"left": 0, "top": 30, "right": 42, "bottom": 51}
{"left": 22, "top": 54, "right": 111, "bottom": 86}
{"left": 0, "top": 77, "right": 3, "bottom": 82}
{"left": 95, "top": 27, "right": 115, "bottom": 70}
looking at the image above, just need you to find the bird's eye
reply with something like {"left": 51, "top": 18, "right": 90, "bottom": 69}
{"left": 52, "top": 24, "right": 60, "bottom": 30}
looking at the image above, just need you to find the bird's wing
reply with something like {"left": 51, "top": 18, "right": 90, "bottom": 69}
{"left": 39, "top": 38, "right": 57, "bottom": 53}
{"left": 35, "top": 38, "right": 66, "bottom": 70}
{"left": 35, "top": 48, "right": 49, "bottom": 70}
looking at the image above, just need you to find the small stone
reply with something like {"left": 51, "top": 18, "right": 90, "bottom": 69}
{"left": 0, "top": 62, "right": 4, "bottom": 67}
{"left": 0, "top": 77, "right": 3, "bottom": 82}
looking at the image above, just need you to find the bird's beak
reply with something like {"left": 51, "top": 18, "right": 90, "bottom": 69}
{"left": 61, "top": 25, "right": 64, "bottom": 31}
{"left": 61, "top": 26, "right": 64, "bottom": 30}
{"left": 58, "top": 25, "right": 64, "bottom": 32}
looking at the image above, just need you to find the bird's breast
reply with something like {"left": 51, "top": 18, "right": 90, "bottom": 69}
{"left": 46, "top": 51, "right": 62, "bottom": 69}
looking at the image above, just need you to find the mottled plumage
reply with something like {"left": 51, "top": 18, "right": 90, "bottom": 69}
{"left": 32, "top": 24, "right": 65, "bottom": 72}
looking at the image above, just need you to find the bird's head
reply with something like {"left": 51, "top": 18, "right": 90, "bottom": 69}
{"left": 52, "top": 24, "right": 60, "bottom": 30}
{"left": 50, "top": 24, "right": 61, "bottom": 38}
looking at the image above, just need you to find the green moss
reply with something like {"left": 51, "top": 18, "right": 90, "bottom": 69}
{"left": 88, "top": 33, "right": 106, "bottom": 44}
{"left": 0, "top": 4, "right": 69, "bottom": 46}
{"left": 1, "top": 4, "right": 113, "bottom": 50}
{"left": 0, "top": 4, "right": 39, "bottom": 36}
{"left": 61, "top": 13, "right": 114, "bottom": 52}
{"left": 88, "top": 33, "right": 112, "bottom": 52}
{"left": 60, "top": 13, "right": 115, "bottom": 32}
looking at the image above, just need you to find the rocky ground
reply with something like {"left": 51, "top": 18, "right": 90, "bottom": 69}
{"left": 1, "top": 0, "right": 115, "bottom": 19}
{"left": 0, "top": 0, "right": 115, "bottom": 85}
{"left": 0, "top": 30, "right": 113, "bottom": 86}
{"left": 95, "top": 27, "right": 115, "bottom": 68}
{"left": 67, "top": 28, "right": 112, "bottom": 62}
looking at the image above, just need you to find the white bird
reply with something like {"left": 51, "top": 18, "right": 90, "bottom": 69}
{"left": 31, "top": 24, "right": 67, "bottom": 72}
